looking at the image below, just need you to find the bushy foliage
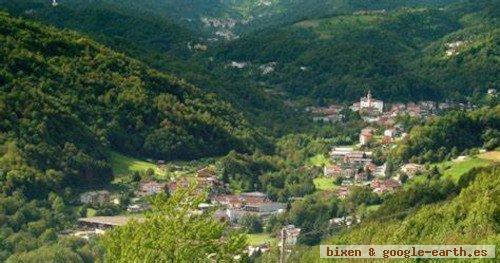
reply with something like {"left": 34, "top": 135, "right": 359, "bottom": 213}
{"left": 392, "top": 106, "right": 500, "bottom": 164}
{"left": 100, "top": 187, "right": 247, "bottom": 262}
{"left": 0, "top": 192, "right": 83, "bottom": 262}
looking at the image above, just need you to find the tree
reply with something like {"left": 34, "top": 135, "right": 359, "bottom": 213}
{"left": 239, "top": 214, "right": 263, "bottom": 234}
{"left": 400, "top": 173, "right": 409, "bottom": 184}
{"left": 6, "top": 245, "right": 83, "bottom": 263}
{"left": 100, "top": 186, "right": 247, "bottom": 262}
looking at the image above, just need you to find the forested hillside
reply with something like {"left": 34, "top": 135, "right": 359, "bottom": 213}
{"left": 391, "top": 106, "right": 500, "bottom": 164}
{"left": 0, "top": 0, "right": 309, "bottom": 135}
{"left": 212, "top": 0, "right": 499, "bottom": 102}
{"left": 0, "top": 11, "right": 267, "bottom": 194}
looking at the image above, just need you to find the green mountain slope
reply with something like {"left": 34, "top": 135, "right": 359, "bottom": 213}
{"left": 0, "top": 0, "right": 309, "bottom": 135}
{"left": 0, "top": 0, "right": 195, "bottom": 63}
{"left": 0, "top": 12, "right": 266, "bottom": 195}
{"left": 290, "top": 165, "right": 499, "bottom": 262}
{"left": 212, "top": 0, "right": 499, "bottom": 102}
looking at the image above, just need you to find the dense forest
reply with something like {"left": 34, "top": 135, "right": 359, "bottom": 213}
{"left": 392, "top": 106, "right": 500, "bottom": 164}
{"left": 0, "top": 0, "right": 307, "bottom": 136}
{"left": 0, "top": 11, "right": 269, "bottom": 191}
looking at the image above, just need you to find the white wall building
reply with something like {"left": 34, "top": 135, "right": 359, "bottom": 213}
{"left": 359, "top": 90, "right": 384, "bottom": 112}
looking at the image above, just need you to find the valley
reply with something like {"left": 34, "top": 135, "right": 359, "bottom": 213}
{"left": 0, "top": 0, "right": 498, "bottom": 262}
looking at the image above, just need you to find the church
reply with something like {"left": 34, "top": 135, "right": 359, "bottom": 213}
{"left": 350, "top": 91, "right": 384, "bottom": 113}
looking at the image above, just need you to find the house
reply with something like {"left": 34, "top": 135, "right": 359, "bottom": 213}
{"left": 281, "top": 225, "right": 301, "bottom": 246}
{"left": 419, "top": 101, "right": 436, "bottom": 111}
{"left": 240, "top": 192, "right": 269, "bottom": 204}
{"left": 193, "top": 43, "right": 208, "bottom": 51}
{"left": 196, "top": 167, "right": 222, "bottom": 192}
{"left": 354, "top": 172, "right": 368, "bottom": 182}
{"left": 445, "top": 41, "right": 466, "bottom": 56}
{"left": 323, "top": 164, "right": 342, "bottom": 177}
{"left": 400, "top": 163, "right": 424, "bottom": 177}
{"left": 335, "top": 186, "right": 349, "bottom": 198}
{"left": 197, "top": 167, "right": 216, "bottom": 178}
{"left": 126, "top": 204, "right": 149, "bottom": 213}
{"left": 230, "top": 61, "right": 248, "bottom": 69}
{"left": 77, "top": 215, "right": 145, "bottom": 230}
{"left": 313, "top": 116, "right": 330, "bottom": 122}
{"left": 438, "top": 102, "right": 451, "bottom": 110}
{"left": 330, "top": 216, "right": 359, "bottom": 227}
{"left": 382, "top": 135, "right": 392, "bottom": 144}
{"left": 374, "top": 163, "right": 388, "bottom": 178}
{"left": 371, "top": 179, "right": 401, "bottom": 194}
{"left": 406, "top": 103, "right": 422, "bottom": 117}
{"left": 330, "top": 147, "right": 354, "bottom": 159}
{"left": 243, "top": 202, "right": 286, "bottom": 214}
{"left": 80, "top": 190, "right": 110, "bottom": 206}
{"left": 364, "top": 162, "right": 377, "bottom": 174}
{"left": 166, "top": 178, "right": 190, "bottom": 193}
{"left": 225, "top": 202, "right": 285, "bottom": 223}
{"left": 384, "top": 128, "right": 397, "bottom": 138}
{"left": 136, "top": 181, "right": 167, "bottom": 197}
{"left": 391, "top": 103, "right": 406, "bottom": 112}
{"left": 359, "top": 128, "right": 374, "bottom": 146}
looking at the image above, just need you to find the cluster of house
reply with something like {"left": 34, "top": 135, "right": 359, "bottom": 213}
{"left": 308, "top": 104, "right": 344, "bottom": 122}
{"left": 79, "top": 166, "right": 224, "bottom": 210}
{"left": 352, "top": 92, "right": 457, "bottom": 125}
{"left": 77, "top": 180, "right": 293, "bottom": 254}
{"left": 322, "top": 145, "right": 428, "bottom": 199}
{"left": 308, "top": 91, "right": 477, "bottom": 125}
{"left": 358, "top": 126, "right": 405, "bottom": 146}
{"left": 323, "top": 146, "right": 403, "bottom": 198}
{"left": 445, "top": 41, "right": 467, "bottom": 57}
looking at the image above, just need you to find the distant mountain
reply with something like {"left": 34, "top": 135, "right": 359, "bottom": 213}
{"left": 210, "top": 0, "right": 499, "bottom": 102}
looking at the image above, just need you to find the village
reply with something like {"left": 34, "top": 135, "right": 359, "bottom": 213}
{"left": 67, "top": 90, "right": 494, "bottom": 256}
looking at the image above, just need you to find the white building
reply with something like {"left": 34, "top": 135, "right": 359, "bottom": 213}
{"left": 384, "top": 128, "right": 397, "bottom": 138}
{"left": 359, "top": 91, "right": 384, "bottom": 112}
{"left": 80, "top": 190, "right": 110, "bottom": 206}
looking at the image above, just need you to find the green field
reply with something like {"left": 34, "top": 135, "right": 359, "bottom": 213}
{"left": 431, "top": 151, "right": 498, "bottom": 182}
{"left": 109, "top": 151, "right": 165, "bottom": 178}
{"left": 437, "top": 157, "right": 493, "bottom": 182}
{"left": 313, "top": 177, "right": 338, "bottom": 191}
{"left": 366, "top": 204, "right": 380, "bottom": 212}
{"left": 407, "top": 152, "right": 498, "bottom": 186}
{"left": 246, "top": 233, "right": 276, "bottom": 246}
